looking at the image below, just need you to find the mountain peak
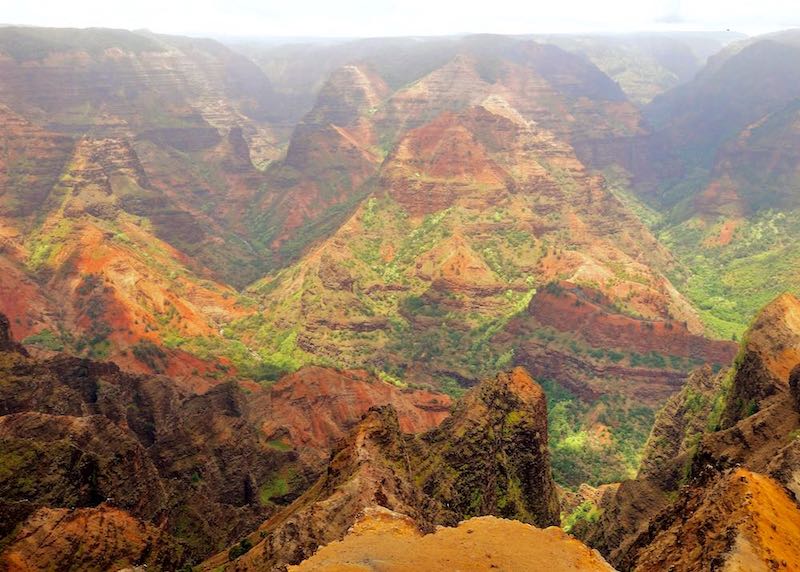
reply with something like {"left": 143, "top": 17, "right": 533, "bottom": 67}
{"left": 423, "top": 366, "right": 560, "bottom": 527}
{"left": 474, "top": 366, "right": 546, "bottom": 407}
{"left": 719, "top": 292, "right": 800, "bottom": 428}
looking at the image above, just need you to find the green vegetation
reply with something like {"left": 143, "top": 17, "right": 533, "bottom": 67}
{"left": 266, "top": 439, "right": 293, "bottom": 452}
{"left": 660, "top": 210, "right": 800, "bottom": 338}
{"left": 25, "top": 219, "right": 74, "bottom": 271}
{"left": 562, "top": 500, "right": 602, "bottom": 533}
{"left": 258, "top": 467, "right": 296, "bottom": 506}
{"left": 0, "top": 26, "right": 164, "bottom": 61}
{"left": 22, "top": 329, "right": 64, "bottom": 352}
{"left": 543, "top": 379, "right": 655, "bottom": 487}
{"left": 227, "top": 538, "right": 253, "bottom": 561}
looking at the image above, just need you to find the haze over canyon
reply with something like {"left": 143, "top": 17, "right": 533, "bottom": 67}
{"left": 1, "top": 14, "right": 800, "bottom": 572}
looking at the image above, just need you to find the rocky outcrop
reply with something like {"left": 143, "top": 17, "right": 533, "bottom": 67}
{"left": 791, "top": 364, "right": 800, "bottom": 410}
{"left": 200, "top": 405, "right": 431, "bottom": 571}
{"left": 258, "top": 365, "right": 451, "bottom": 466}
{"left": 0, "top": 346, "right": 285, "bottom": 562}
{"left": 624, "top": 469, "right": 800, "bottom": 572}
{"left": 637, "top": 365, "right": 725, "bottom": 488}
{"left": 0, "top": 412, "right": 167, "bottom": 534}
{"left": 0, "top": 506, "right": 185, "bottom": 572}
{"left": 0, "top": 313, "right": 25, "bottom": 355}
{"left": 416, "top": 367, "right": 560, "bottom": 527}
{"left": 257, "top": 63, "right": 388, "bottom": 260}
{"left": 528, "top": 283, "right": 736, "bottom": 365}
{"left": 382, "top": 111, "right": 510, "bottom": 217}
{"left": 574, "top": 366, "right": 727, "bottom": 563}
{"left": 720, "top": 293, "right": 800, "bottom": 428}
{"left": 289, "top": 507, "right": 615, "bottom": 572}
{"left": 201, "top": 367, "right": 560, "bottom": 571}
{"left": 578, "top": 293, "right": 800, "bottom": 570}
{"left": 0, "top": 314, "right": 455, "bottom": 565}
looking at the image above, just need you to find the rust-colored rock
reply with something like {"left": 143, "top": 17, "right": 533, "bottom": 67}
{"left": 578, "top": 294, "right": 800, "bottom": 569}
{"left": 259, "top": 365, "right": 451, "bottom": 465}
{"left": 201, "top": 367, "right": 560, "bottom": 571}
{"left": 528, "top": 282, "right": 736, "bottom": 364}
{"left": 721, "top": 293, "right": 800, "bottom": 428}
{"left": 290, "top": 507, "right": 614, "bottom": 572}
{"left": 625, "top": 469, "right": 800, "bottom": 572}
{"left": 0, "top": 506, "right": 184, "bottom": 572}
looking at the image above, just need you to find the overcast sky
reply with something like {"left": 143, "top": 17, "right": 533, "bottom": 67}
{"left": 1, "top": 0, "right": 798, "bottom": 38}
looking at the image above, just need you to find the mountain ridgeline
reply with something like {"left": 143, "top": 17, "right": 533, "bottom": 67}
{"left": 1, "top": 24, "right": 800, "bottom": 571}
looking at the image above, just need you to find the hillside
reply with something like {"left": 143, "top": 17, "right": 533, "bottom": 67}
{"left": 573, "top": 293, "right": 800, "bottom": 571}
{"left": 0, "top": 312, "right": 449, "bottom": 567}
{"left": 0, "top": 27, "right": 745, "bottom": 486}
{"left": 232, "top": 43, "right": 734, "bottom": 484}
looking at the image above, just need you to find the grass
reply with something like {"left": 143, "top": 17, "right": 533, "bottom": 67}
{"left": 563, "top": 500, "right": 602, "bottom": 533}
{"left": 659, "top": 210, "right": 800, "bottom": 338}
{"left": 258, "top": 468, "right": 296, "bottom": 506}
{"left": 266, "top": 439, "right": 293, "bottom": 452}
{"left": 542, "top": 378, "right": 655, "bottom": 487}
{"left": 22, "top": 329, "right": 64, "bottom": 352}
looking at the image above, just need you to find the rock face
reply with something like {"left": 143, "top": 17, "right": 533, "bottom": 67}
{"left": 641, "top": 35, "right": 800, "bottom": 207}
{"left": 624, "top": 469, "right": 800, "bottom": 572}
{"left": 415, "top": 367, "right": 560, "bottom": 526}
{"left": 0, "top": 314, "right": 25, "bottom": 354}
{"left": 289, "top": 507, "right": 615, "bottom": 572}
{"left": 0, "top": 313, "right": 451, "bottom": 566}
{"left": 201, "top": 367, "right": 560, "bottom": 571}
{"left": 720, "top": 292, "right": 800, "bottom": 428}
{"left": 575, "top": 365, "right": 727, "bottom": 563}
{"left": 507, "top": 282, "right": 735, "bottom": 406}
{"left": 0, "top": 506, "right": 185, "bottom": 572}
{"left": 258, "top": 366, "right": 452, "bottom": 466}
{"left": 527, "top": 283, "right": 735, "bottom": 365}
{"left": 576, "top": 293, "right": 800, "bottom": 570}
{"left": 0, "top": 347, "right": 284, "bottom": 563}
{"left": 636, "top": 366, "right": 721, "bottom": 485}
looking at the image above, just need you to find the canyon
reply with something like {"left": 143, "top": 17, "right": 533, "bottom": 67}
{"left": 1, "top": 24, "right": 800, "bottom": 571}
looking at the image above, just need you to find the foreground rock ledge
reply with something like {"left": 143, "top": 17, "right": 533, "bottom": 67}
{"left": 290, "top": 507, "right": 614, "bottom": 572}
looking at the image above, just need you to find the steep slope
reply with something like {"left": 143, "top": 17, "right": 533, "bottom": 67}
{"left": 502, "top": 283, "right": 734, "bottom": 485}
{"left": 0, "top": 314, "right": 450, "bottom": 565}
{"left": 0, "top": 343, "right": 286, "bottom": 562}
{"left": 200, "top": 367, "right": 559, "bottom": 571}
{"left": 643, "top": 35, "right": 800, "bottom": 193}
{"left": 630, "top": 34, "right": 800, "bottom": 338}
{"left": 539, "top": 32, "right": 742, "bottom": 105}
{"left": 248, "top": 100, "right": 692, "bottom": 376}
{"left": 0, "top": 26, "right": 292, "bottom": 377}
{"left": 719, "top": 292, "right": 800, "bottom": 427}
{"left": 243, "top": 85, "right": 719, "bottom": 484}
{"left": 575, "top": 293, "right": 800, "bottom": 570}
{"left": 290, "top": 507, "right": 614, "bottom": 572}
{"left": 253, "top": 365, "right": 452, "bottom": 468}
{"left": 624, "top": 469, "right": 800, "bottom": 572}
{"left": 0, "top": 505, "right": 185, "bottom": 572}
{"left": 250, "top": 64, "right": 389, "bottom": 265}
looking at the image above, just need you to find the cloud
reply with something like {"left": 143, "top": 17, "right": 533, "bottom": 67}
{"left": 0, "top": 0, "right": 797, "bottom": 36}
{"left": 656, "top": 0, "right": 685, "bottom": 24}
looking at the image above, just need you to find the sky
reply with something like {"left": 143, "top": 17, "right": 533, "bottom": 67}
{"left": 0, "top": 0, "right": 798, "bottom": 38}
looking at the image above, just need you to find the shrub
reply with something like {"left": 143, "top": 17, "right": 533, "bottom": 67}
{"left": 132, "top": 340, "right": 167, "bottom": 372}
{"left": 228, "top": 538, "right": 253, "bottom": 561}
{"left": 22, "top": 329, "right": 64, "bottom": 351}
